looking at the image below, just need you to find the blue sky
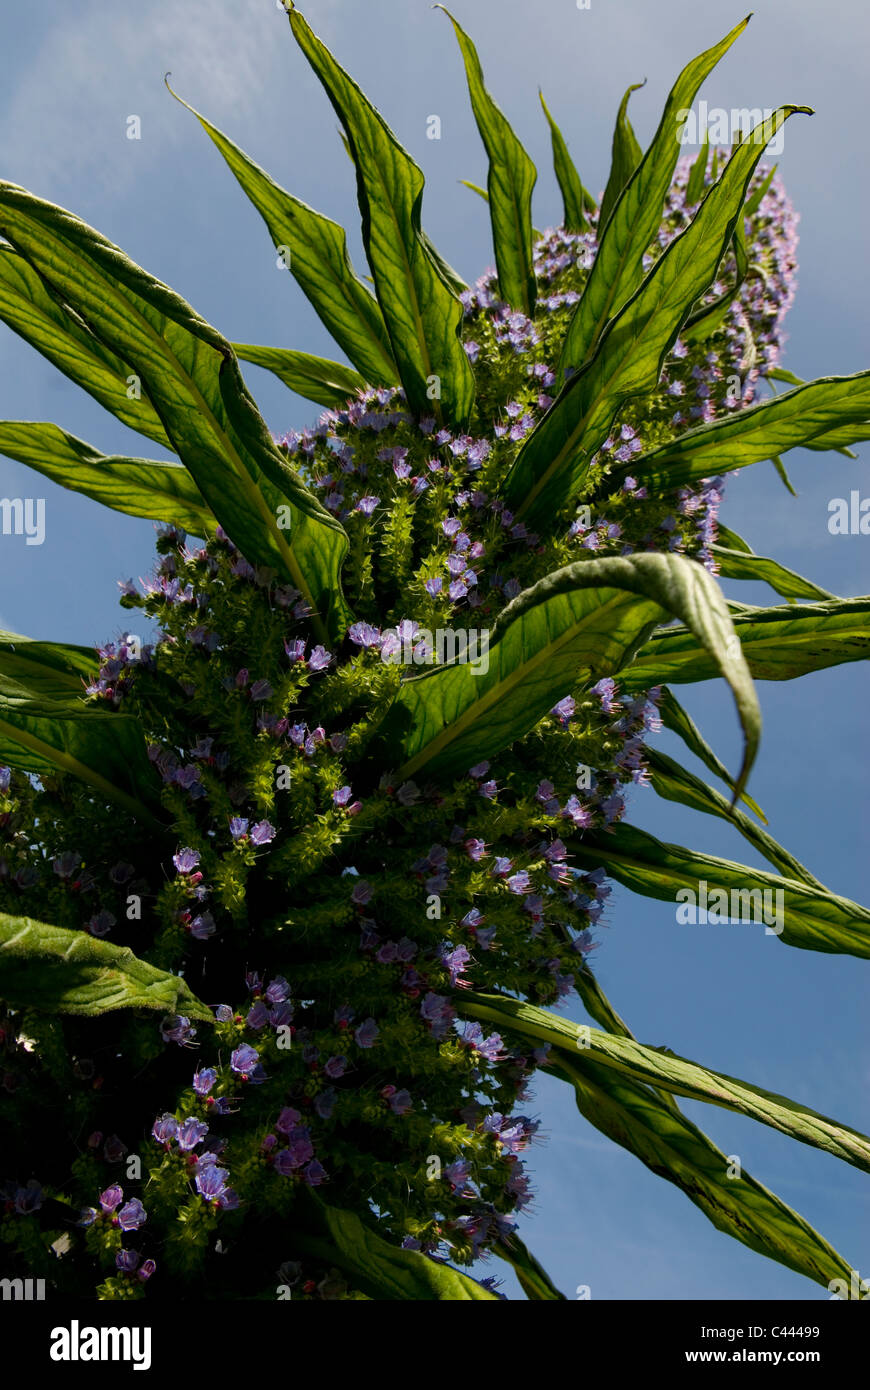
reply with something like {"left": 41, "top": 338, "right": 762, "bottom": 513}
{"left": 0, "top": 0, "right": 867, "bottom": 1300}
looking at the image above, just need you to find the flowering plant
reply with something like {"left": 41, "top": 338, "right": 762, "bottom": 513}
{"left": 1, "top": 5, "right": 868, "bottom": 1300}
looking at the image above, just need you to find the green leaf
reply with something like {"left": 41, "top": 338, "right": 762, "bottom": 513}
{"left": 234, "top": 343, "right": 367, "bottom": 410}
{"left": 597, "top": 80, "right": 644, "bottom": 232}
{"left": 0, "top": 181, "right": 351, "bottom": 645}
{"left": 0, "top": 630, "right": 98, "bottom": 698}
{"left": 560, "top": 16, "right": 751, "bottom": 375}
{"left": 657, "top": 684, "right": 766, "bottom": 822}
{"left": 685, "top": 130, "right": 710, "bottom": 204}
{"left": 460, "top": 178, "right": 489, "bottom": 203}
{"left": 494, "top": 1232, "right": 566, "bottom": 1300}
{"left": 288, "top": 7, "right": 475, "bottom": 424}
{"left": 437, "top": 6, "right": 537, "bottom": 315}
{"left": 165, "top": 84, "right": 397, "bottom": 388}
{"left": 743, "top": 163, "right": 777, "bottom": 218}
{"left": 645, "top": 746, "right": 825, "bottom": 887}
{"left": 386, "top": 552, "right": 759, "bottom": 804}
{"left": 0, "top": 914, "right": 210, "bottom": 1018}
{"left": 504, "top": 105, "right": 811, "bottom": 528}
{"left": 565, "top": 821, "right": 870, "bottom": 957}
{"left": 0, "top": 421, "right": 214, "bottom": 535}
{"left": 539, "top": 91, "right": 589, "bottom": 233}
{"left": 620, "top": 595, "right": 870, "bottom": 688}
{"left": 0, "top": 245, "right": 172, "bottom": 451}
{"left": 616, "top": 371, "right": 870, "bottom": 493}
{"left": 293, "top": 1193, "right": 498, "bottom": 1300}
{"left": 556, "top": 1051, "right": 855, "bottom": 1290}
{"left": 712, "top": 543, "right": 834, "bottom": 603}
{"left": 0, "top": 670, "right": 162, "bottom": 826}
{"left": 465, "top": 994, "right": 870, "bottom": 1177}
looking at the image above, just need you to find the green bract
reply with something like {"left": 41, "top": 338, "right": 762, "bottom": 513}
{"left": 0, "top": 7, "right": 866, "bottom": 1301}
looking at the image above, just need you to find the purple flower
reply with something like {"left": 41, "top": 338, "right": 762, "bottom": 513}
{"left": 152, "top": 1113, "right": 178, "bottom": 1143}
{"left": 99, "top": 1184, "right": 124, "bottom": 1214}
{"left": 354, "top": 1017, "right": 379, "bottom": 1049}
{"left": 116, "top": 1249, "right": 140, "bottom": 1273}
{"left": 265, "top": 976, "right": 290, "bottom": 1005}
{"left": 441, "top": 944, "right": 471, "bottom": 987}
{"left": 190, "top": 912, "right": 215, "bottom": 940}
{"left": 388, "top": 1089, "right": 412, "bottom": 1116}
{"left": 52, "top": 851, "right": 81, "bottom": 880}
{"left": 229, "top": 817, "right": 249, "bottom": 840}
{"left": 348, "top": 621, "right": 382, "bottom": 648}
{"left": 276, "top": 1106, "right": 303, "bottom": 1135}
{"left": 324, "top": 1055, "right": 348, "bottom": 1079}
{"left": 420, "top": 992, "right": 455, "bottom": 1039}
{"left": 308, "top": 645, "right": 332, "bottom": 672}
{"left": 161, "top": 1014, "right": 196, "bottom": 1045}
{"left": 250, "top": 678, "right": 273, "bottom": 702}
{"left": 117, "top": 1199, "right": 147, "bottom": 1231}
{"left": 351, "top": 880, "right": 373, "bottom": 906}
{"left": 230, "top": 1044, "right": 260, "bottom": 1078}
{"left": 215, "top": 1004, "right": 233, "bottom": 1023}
{"left": 332, "top": 786, "right": 353, "bottom": 808}
{"left": 315, "top": 1088, "right": 337, "bottom": 1120}
{"left": 304, "top": 1159, "right": 328, "bottom": 1187}
{"left": 249, "top": 820, "right": 276, "bottom": 846}
{"left": 193, "top": 1067, "right": 217, "bottom": 1097}
{"left": 196, "top": 1165, "right": 230, "bottom": 1203}
{"left": 177, "top": 1118, "right": 209, "bottom": 1152}
{"left": 284, "top": 637, "right": 307, "bottom": 663}
{"left": 87, "top": 910, "right": 116, "bottom": 938}
{"left": 173, "top": 847, "right": 200, "bottom": 875}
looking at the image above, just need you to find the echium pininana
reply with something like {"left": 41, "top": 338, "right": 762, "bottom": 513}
{"left": 0, "top": 140, "right": 796, "bottom": 1299}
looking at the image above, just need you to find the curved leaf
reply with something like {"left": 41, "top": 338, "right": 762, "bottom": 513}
{"left": 495, "top": 1232, "right": 566, "bottom": 1300}
{"left": 0, "top": 630, "right": 98, "bottom": 698}
{"left": 539, "top": 91, "right": 590, "bottom": 233}
{"left": 620, "top": 596, "right": 870, "bottom": 688}
{"left": 0, "top": 420, "right": 214, "bottom": 535}
{"left": 560, "top": 16, "right": 751, "bottom": 374}
{"left": 294, "top": 1193, "right": 498, "bottom": 1300}
{"left": 0, "top": 244, "right": 171, "bottom": 451}
{"left": 464, "top": 994, "right": 870, "bottom": 1175}
{"left": 597, "top": 81, "right": 644, "bottom": 234}
{"left": 685, "top": 130, "right": 710, "bottom": 205}
{"left": 616, "top": 370, "right": 870, "bottom": 493}
{"left": 504, "top": 106, "right": 811, "bottom": 528}
{"left": 566, "top": 821, "right": 870, "bottom": 956}
{"left": 438, "top": 6, "right": 537, "bottom": 315}
{"left": 234, "top": 343, "right": 367, "bottom": 410}
{"left": 165, "top": 85, "right": 397, "bottom": 388}
{"left": 645, "top": 746, "right": 825, "bottom": 888}
{"left": 657, "top": 684, "right": 766, "bottom": 821}
{"left": 0, "top": 181, "right": 350, "bottom": 645}
{"left": 711, "top": 543, "right": 834, "bottom": 603}
{"left": 555, "top": 1054, "right": 854, "bottom": 1291}
{"left": 288, "top": 6, "right": 475, "bottom": 424}
{"left": 385, "top": 553, "right": 759, "bottom": 802}
{"left": 0, "top": 914, "right": 210, "bottom": 1019}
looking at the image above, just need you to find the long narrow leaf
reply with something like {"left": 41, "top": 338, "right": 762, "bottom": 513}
{"left": 165, "top": 84, "right": 397, "bottom": 388}
{"left": 0, "top": 182, "right": 351, "bottom": 644}
{"left": 438, "top": 7, "right": 537, "bottom": 315}
{"left": 288, "top": 6, "right": 475, "bottom": 424}
{"left": 0, "top": 421, "right": 214, "bottom": 535}
{"left": 657, "top": 684, "right": 766, "bottom": 821}
{"left": 615, "top": 370, "right": 870, "bottom": 493}
{"left": 464, "top": 994, "right": 870, "bottom": 1175}
{"left": 597, "top": 81, "right": 645, "bottom": 233}
{"left": 234, "top": 343, "right": 367, "bottom": 410}
{"left": 539, "top": 91, "right": 589, "bottom": 233}
{"left": 504, "top": 106, "right": 810, "bottom": 528}
{"left": 565, "top": 821, "right": 870, "bottom": 956}
{"left": 620, "top": 596, "right": 870, "bottom": 687}
{"left": 645, "top": 746, "right": 825, "bottom": 888}
{"left": 712, "top": 543, "right": 834, "bottom": 603}
{"left": 0, "top": 245, "right": 171, "bottom": 450}
{"left": 560, "top": 16, "right": 751, "bottom": 374}
{"left": 554, "top": 1053, "right": 855, "bottom": 1291}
